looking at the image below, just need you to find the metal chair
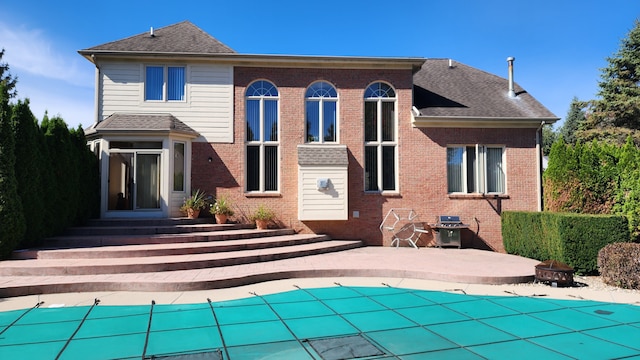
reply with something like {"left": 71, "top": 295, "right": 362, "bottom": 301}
{"left": 379, "top": 209, "right": 429, "bottom": 249}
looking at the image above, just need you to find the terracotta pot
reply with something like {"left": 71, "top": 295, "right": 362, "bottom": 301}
{"left": 255, "top": 219, "right": 269, "bottom": 230}
{"left": 215, "top": 214, "right": 228, "bottom": 224}
{"left": 186, "top": 208, "right": 200, "bottom": 219}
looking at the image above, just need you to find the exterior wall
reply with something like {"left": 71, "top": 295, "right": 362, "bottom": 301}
{"left": 191, "top": 66, "right": 541, "bottom": 252}
{"left": 298, "top": 165, "right": 348, "bottom": 220}
{"left": 99, "top": 62, "right": 233, "bottom": 142}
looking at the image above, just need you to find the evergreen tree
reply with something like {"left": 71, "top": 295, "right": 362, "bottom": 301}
{"left": 561, "top": 97, "right": 586, "bottom": 145}
{"left": 11, "top": 100, "right": 46, "bottom": 247}
{"left": 0, "top": 82, "right": 25, "bottom": 258}
{"left": 584, "top": 20, "right": 640, "bottom": 143}
{"left": 0, "top": 49, "right": 17, "bottom": 98}
{"left": 542, "top": 124, "right": 557, "bottom": 156}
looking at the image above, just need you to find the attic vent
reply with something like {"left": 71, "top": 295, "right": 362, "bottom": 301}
{"left": 150, "top": 27, "right": 155, "bottom": 37}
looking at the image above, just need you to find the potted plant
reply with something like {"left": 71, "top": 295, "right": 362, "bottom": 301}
{"left": 209, "top": 195, "right": 234, "bottom": 224}
{"left": 251, "top": 204, "right": 275, "bottom": 230}
{"left": 180, "top": 189, "right": 207, "bottom": 219}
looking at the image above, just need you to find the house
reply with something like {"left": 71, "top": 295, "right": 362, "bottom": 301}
{"left": 80, "top": 21, "right": 558, "bottom": 252}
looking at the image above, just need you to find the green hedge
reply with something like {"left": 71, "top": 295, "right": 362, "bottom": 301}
{"left": 503, "top": 211, "right": 629, "bottom": 275}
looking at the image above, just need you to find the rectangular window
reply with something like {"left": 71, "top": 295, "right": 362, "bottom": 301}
{"left": 173, "top": 142, "right": 185, "bottom": 192}
{"left": 447, "top": 145, "right": 505, "bottom": 194}
{"left": 145, "top": 66, "right": 164, "bottom": 101}
{"left": 145, "top": 65, "right": 185, "bottom": 101}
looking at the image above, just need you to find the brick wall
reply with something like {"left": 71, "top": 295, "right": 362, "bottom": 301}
{"left": 191, "top": 66, "right": 541, "bottom": 252}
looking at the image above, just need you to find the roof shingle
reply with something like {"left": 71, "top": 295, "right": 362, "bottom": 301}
{"left": 82, "top": 21, "right": 235, "bottom": 54}
{"left": 88, "top": 113, "right": 199, "bottom": 135}
{"left": 413, "top": 59, "right": 557, "bottom": 119}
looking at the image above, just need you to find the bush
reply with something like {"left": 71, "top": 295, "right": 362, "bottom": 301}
{"left": 503, "top": 211, "right": 629, "bottom": 275}
{"left": 598, "top": 243, "right": 640, "bottom": 289}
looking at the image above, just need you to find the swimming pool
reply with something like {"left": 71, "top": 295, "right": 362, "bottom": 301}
{"left": 1, "top": 285, "right": 639, "bottom": 359}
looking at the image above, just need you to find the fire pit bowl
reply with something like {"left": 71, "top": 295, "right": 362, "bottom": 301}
{"left": 535, "top": 260, "right": 574, "bottom": 287}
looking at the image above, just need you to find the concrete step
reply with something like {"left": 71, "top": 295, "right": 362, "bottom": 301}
{"left": 14, "top": 234, "right": 331, "bottom": 260}
{"left": 31, "top": 228, "right": 296, "bottom": 249}
{"left": 63, "top": 222, "right": 252, "bottom": 237}
{"left": 0, "top": 239, "right": 363, "bottom": 276}
{"left": 82, "top": 217, "right": 213, "bottom": 227}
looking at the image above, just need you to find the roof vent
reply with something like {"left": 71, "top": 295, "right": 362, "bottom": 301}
{"left": 507, "top": 56, "right": 516, "bottom": 98}
{"left": 448, "top": 59, "right": 454, "bottom": 68}
{"left": 150, "top": 27, "right": 155, "bottom": 37}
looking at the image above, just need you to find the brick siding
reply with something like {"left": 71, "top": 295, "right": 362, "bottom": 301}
{"left": 191, "top": 66, "right": 541, "bottom": 252}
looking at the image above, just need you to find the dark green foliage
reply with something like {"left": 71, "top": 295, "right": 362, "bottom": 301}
{"left": 541, "top": 124, "right": 557, "bottom": 156}
{"left": 0, "top": 55, "right": 100, "bottom": 257}
{"left": 544, "top": 136, "right": 640, "bottom": 239}
{"left": 544, "top": 139, "right": 618, "bottom": 214}
{"left": 0, "top": 82, "right": 25, "bottom": 258}
{"left": 560, "top": 97, "right": 586, "bottom": 146}
{"left": 581, "top": 20, "right": 640, "bottom": 143}
{"left": 11, "top": 100, "right": 45, "bottom": 247}
{"left": 598, "top": 242, "right": 640, "bottom": 289}
{"left": 0, "top": 49, "right": 18, "bottom": 98}
{"left": 503, "top": 211, "right": 629, "bottom": 275}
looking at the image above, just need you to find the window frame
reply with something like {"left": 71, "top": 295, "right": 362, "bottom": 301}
{"left": 363, "top": 82, "right": 398, "bottom": 193}
{"left": 446, "top": 144, "right": 506, "bottom": 195}
{"left": 305, "top": 81, "right": 338, "bottom": 143}
{"left": 144, "top": 65, "right": 186, "bottom": 102}
{"left": 172, "top": 141, "right": 186, "bottom": 192}
{"left": 245, "top": 80, "right": 280, "bottom": 193}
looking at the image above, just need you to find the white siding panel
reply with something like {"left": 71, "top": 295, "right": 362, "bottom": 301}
{"left": 298, "top": 166, "right": 348, "bottom": 220}
{"left": 100, "top": 62, "right": 233, "bottom": 143}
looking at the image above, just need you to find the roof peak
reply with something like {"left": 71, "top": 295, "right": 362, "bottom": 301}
{"left": 80, "top": 21, "right": 235, "bottom": 55}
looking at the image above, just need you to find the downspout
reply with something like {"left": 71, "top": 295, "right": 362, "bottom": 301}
{"left": 536, "top": 121, "right": 545, "bottom": 211}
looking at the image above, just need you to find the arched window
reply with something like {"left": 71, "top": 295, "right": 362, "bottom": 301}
{"left": 245, "top": 80, "right": 279, "bottom": 192}
{"left": 364, "top": 82, "right": 397, "bottom": 192}
{"left": 305, "top": 81, "right": 338, "bottom": 143}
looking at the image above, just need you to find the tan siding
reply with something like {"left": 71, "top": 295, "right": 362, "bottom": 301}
{"left": 298, "top": 167, "right": 348, "bottom": 220}
{"left": 99, "top": 62, "right": 233, "bottom": 143}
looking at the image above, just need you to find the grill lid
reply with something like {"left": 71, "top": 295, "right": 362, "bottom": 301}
{"left": 437, "top": 215, "right": 462, "bottom": 223}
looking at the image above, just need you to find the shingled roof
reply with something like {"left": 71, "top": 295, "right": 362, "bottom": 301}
{"left": 85, "top": 113, "right": 199, "bottom": 137}
{"left": 80, "top": 21, "right": 235, "bottom": 54}
{"left": 413, "top": 59, "right": 558, "bottom": 123}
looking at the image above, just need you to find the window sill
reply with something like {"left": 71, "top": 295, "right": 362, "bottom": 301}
{"left": 364, "top": 191, "right": 401, "bottom": 197}
{"left": 448, "top": 193, "right": 510, "bottom": 200}
{"left": 245, "top": 192, "right": 282, "bottom": 198}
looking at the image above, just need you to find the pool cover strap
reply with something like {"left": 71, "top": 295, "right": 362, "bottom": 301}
{"left": 55, "top": 298, "right": 100, "bottom": 360}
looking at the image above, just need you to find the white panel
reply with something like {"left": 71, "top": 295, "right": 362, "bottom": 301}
{"left": 99, "top": 62, "right": 234, "bottom": 143}
{"left": 298, "top": 166, "right": 348, "bottom": 220}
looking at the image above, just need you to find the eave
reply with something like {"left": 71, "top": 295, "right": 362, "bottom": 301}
{"left": 412, "top": 115, "right": 560, "bottom": 128}
{"left": 84, "top": 128, "right": 200, "bottom": 140}
{"left": 78, "top": 51, "right": 426, "bottom": 71}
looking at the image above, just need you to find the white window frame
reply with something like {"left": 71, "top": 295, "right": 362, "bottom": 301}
{"left": 447, "top": 144, "right": 506, "bottom": 194}
{"left": 364, "top": 82, "right": 398, "bottom": 193}
{"left": 245, "top": 80, "right": 280, "bottom": 193}
{"left": 144, "top": 65, "right": 187, "bottom": 102}
{"left": 172, "top": 141, "right": 186, "bottom": 193}
{"left": 305, "top": 81, "right": 339, "bottom": 143}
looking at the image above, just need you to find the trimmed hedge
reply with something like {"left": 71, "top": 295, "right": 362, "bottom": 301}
{"left": 598, "top": 242, "right": 640, "bottom": 289}
{"left": 503, "top": 211, "right": 629, "bottom": 275}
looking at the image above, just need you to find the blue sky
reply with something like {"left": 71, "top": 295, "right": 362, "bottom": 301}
{"left": 1, "top": 0, "right": 639, "bottom": 130}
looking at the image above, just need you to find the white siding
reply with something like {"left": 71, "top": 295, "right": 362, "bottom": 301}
{"left": 298, "top": 166, "right": 348, "bottom": 220}
{"left": 99, "top": 62, "right": 234, "bottom": 143}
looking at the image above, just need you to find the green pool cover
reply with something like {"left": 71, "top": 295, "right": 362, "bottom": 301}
{"left": 1, "top": 285, "right": 639, "bottom": 359}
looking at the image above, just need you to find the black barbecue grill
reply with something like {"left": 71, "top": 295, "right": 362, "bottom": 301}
{"left": 431, "top": 215, "right": 469, "bottom": 248}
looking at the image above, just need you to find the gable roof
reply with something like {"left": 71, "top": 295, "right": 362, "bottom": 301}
{"left": 80, "top": 21, "right": 235, "bottom": 55}
{"left": 412, "top": 59, "right": 559, "bottom": 127}
{"left": 85, "top": 113, "right": 199, "bottom": 137}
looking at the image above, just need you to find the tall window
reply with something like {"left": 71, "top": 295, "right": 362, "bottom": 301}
{"left": 305, "top": 81, "right": 338, "bottom": 143}
{"left": 145, "top": 65, "right": 185, "bottom": 101}
{"left": 246, "top": 80, "right": 279, "bottom": 192}
{"left": 173, "top": 142, "right": 185, "bottom": 192}
{"left": 364, "top": 82, "right": 397, "bottom": 192}
{"left": 447, "top": 145, "right": 505, "bottom": 194}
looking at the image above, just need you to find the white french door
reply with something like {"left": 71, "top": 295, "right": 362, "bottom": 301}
{"left": 108, "top": 150, "right": 161, "bottom": 211}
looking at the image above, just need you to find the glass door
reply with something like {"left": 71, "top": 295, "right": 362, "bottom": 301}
{"left": 108, "top": 150, "right": 161, "bottom": 211}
